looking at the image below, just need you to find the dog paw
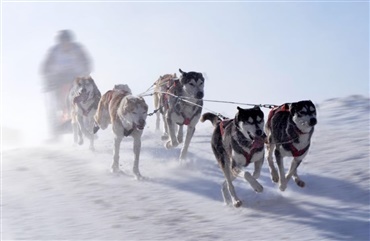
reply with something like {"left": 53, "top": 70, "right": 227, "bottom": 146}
{"left": 165, "top": 140, "right": 178, "bottom": 149}
{"left": 89, "top": 146, "right": 95, "bottom": 152}
{"left": 295, "top": 179, "right": 305, "bottom": 188}
{"left": 233, "top": 200, "right": 242, "bottom": 208}
{"left": 78, "top": 139, "right": 84, "bottom": 145}
{"left": 279, "top": 183, "right": 287, "bottom": 191}
{"left": 161, "top": 134, "right": 169, "bottom": 141}
{"left": 253, "top": 182, "right": 264, "bottom": 193}
{"left": 252, "top": 172, "right": 260, "bottom": 179}
{"left": 177, "top": 136, "right": 183, "bottom": 144}
{"left": 110, "top": 165, "right": 120, "bottom": 174}
{"left": 270, "top": 170, "right": 279, "bottom": 183}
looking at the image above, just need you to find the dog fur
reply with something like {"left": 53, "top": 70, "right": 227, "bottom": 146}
{"left": 94, "top": 85, "right": 148, "bottom": 179}
{"left": 162, "top": 69, "right": 205, "bottom": 161}
{"left": 265, "top": 100, "right": 317, "bottom": 191}
{"left": 68, "top": 76, "right": 101, "bottom": 150}
{"left": 153, "top": 73, "right": 177, "bottom": 135}
{"left": 94, "top": 84, "right": 132, "bottom": 132}
{"left": 201, "top": 106, "right": 266, "bottom": 207}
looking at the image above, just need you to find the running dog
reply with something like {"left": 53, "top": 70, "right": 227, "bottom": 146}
{"left": 69, "top": 76, "right": 101, "bottom": 150}
{"left": 94, "top": 84, "right": 132, "bottom": 132}
{"left": 201, "top": 106, "right": 265, "bottom": 207}
{"left": 265, "top": 100, "right": 317, "bottom": 191}
{"left": 94, "top": 85, "right": 148, "bottom": 179}
{"left": 153, "top": 73, "right": 177, "bottom": 137}
{"left": 163, "top": 69, "right": 205, "bottom": 161}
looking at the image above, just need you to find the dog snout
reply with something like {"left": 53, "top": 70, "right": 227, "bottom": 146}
{"left": 309, "top": 118, "right": 317, "bottom": 126}
{"left": 196, "top": 91, "right": 204, "bottom": 99}
{"left": 137, "top": 119, "right": 146, "bottom": 130}
{"left": 256, "top": 129, "right": 263, "bottom": 137}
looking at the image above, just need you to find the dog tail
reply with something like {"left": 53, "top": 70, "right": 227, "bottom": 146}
{"left": 200, "top": 112, "right": 221, "bottom": 127}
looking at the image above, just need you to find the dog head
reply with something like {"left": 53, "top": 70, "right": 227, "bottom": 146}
{"left": 179, "top": 69, "right": 204, "bottom": 99}
{"left": 74, "top": 76, "right": 98, "bottom": 102}
{"left": 121, "top": 96, "right": 149, "bottom": 130}
{"left": 235, "top": 106, "right": 265, "bottom": 140}
{"left": 114, "top": 84, "right": 132, "bottom": 95}
{"left": 157, "top": 73, "right": 177, "bottom": 92}
{"left": 290, "top": 100, "right": 317, "bottom": 130}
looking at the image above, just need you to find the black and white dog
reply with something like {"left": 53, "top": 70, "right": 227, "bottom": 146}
{"left": 201, "top": 106, "right": 265, "bottom": 207}
{"left": 265, "top": 100, "right": 317, "bottom": 191}
{"left": 163, "top": 69, "right": 205, "bottom": 161}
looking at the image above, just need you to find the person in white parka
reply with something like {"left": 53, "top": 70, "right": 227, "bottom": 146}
{"left": 41, "top": 29, "right": 93, "bottom": 139}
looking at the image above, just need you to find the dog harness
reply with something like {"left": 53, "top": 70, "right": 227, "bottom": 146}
{"left": 220, "top": 119, "right": 264, "bottom": 166}
{"left": 268, "top": 104, "right": 311, "bottom": 157}
{"left": 73, "top": 94, "right": 99, "bottom": 116}
{"left": 287, "top": 143, "right": 310, "bottom": 157}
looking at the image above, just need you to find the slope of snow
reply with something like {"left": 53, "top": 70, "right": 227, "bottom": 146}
{"left": 1, "top": 95, "right": 369, "bottom": 240}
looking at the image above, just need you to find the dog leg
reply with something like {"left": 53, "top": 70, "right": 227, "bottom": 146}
{"left": 154, "top": 95, "right": 160, "bottom": 131}
{"left": 111, "top": 135, "right": 123, "bottom": 173}
{"left": 72, "top": 121, "right": 79, "bottom": 144}
{"left": 177, "top": 125, "right": 183, "bottom": 144}
{"left": 267, "top": 143, "right": 279, "bottom": 183}
{"left": 275, "top": 147, "right": 287, "bottom": 191}
{"left": 223, "top": 163, "right": 242, "bottom": 207}
{"left": 221, "top": 180, "right": 232, "bottom": 205}
{"left": 244, "top": 171, "right": 264, "bottom": 193}
{"left": 179, "top": 126, "right": 195, "bottom": 161}
{"left": 286, "top": 158, "right": 305, "bottom": 187}
{"left": 87, "top": 115, "right": 95, "bottom": 151}
{"left": 132, "top": 132, "right": 143, "bottom": 180}
{"left": 165, "top": 114, "right": 179, "bottom": 149}
{"left": 252, "top": 157, "right": 264, "bottom": 179}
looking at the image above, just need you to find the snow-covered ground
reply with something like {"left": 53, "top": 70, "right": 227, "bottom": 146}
{"left": 1, "top": 95, "right": 369, "bottom": 240}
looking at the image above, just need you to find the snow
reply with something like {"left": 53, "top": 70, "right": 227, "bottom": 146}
{"left": 1, "top": 95, "right": 369, "bottom": 240}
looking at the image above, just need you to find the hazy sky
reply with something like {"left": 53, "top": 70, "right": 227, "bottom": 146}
{"left": 2, "top": 1, "right": 369, "bottom": 132}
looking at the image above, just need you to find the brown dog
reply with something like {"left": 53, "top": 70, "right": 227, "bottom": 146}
{"left": 94, "top": 85, "right": 148, "bottom": 179}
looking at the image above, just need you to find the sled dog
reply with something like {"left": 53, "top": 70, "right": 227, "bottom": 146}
{"left": 69, "top": 76, "right": 101, "bottom": 150}
{"left": 153, "top": 73, "right": 177, "bottom": 135}
{"left": 201, "top": 106, "right": 265, "bottom": 207}
{"left": 162, "top": 69, "right": 205, "bottom": 161}
{"left": 94, "top": 84, "right": 132, "bottom": 131}
{"left": 265, "top": 100, "right": 317, "bottom": 191}
{"left": 94, "top": 86, "right": 148, "bottom": 179}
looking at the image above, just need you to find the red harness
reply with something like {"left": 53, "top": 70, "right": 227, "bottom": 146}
{"left": 220, "top": 119, "right": 264, "bottom": 166}
{"left": 268, "top": 104, "right": 310, "bottom": 157}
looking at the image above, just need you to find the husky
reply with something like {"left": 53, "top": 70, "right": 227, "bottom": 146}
{"left": 153, "top": 73, "right": 177, "bottom": 136}
{"left": 69, "top": 76, "right": 101, "bottom": 150}
{"left": 94, "top": 84, "right": 132, "bottom": 132}
{"left": 201, "top": 106, "right": 266, "bottom": 207}
{"left": 94, "top": 85, "right": 148, "bottom": 179}
{"left": 265, "top": 100, "right": 317, "bottom": 191}
{"left": 162, "top": 69, "right": 205, "bottom": 161}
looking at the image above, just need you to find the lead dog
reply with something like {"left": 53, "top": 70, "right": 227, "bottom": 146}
{"left": 94, "top": 85, "right": 148, "bottom": 179}
{"left": 153, "top": 73, "right": 177, "bottom": 137}
{"left": 265, "top": 100, "right": 317, "bottom": 191}
{"left": 201, "top": 106, "right": 265, "bottom": 207}
{"left": 69, "top": 76, "right": 101, "bottom": 150}
{"left": 162, "top": 69, "right": 205, "bottom": 161}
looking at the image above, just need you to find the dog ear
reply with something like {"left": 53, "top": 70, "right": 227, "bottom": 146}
{"left": 253, "top": 105, "right": 261, "bottom": 110}
{"left": 289, "top": 103, "right": 297, "bottom": 115}
{"left": 179, "top": 69, "right": 187, "bottom": 76}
